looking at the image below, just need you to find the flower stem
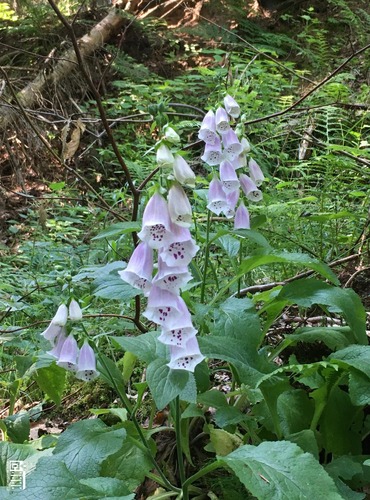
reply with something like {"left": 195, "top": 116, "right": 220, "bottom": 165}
{"left": 175, "top": 396, "right": 188, "bottom": 500}
{"left": 200, "top": 211, "right": 212, "bottom": 303}
{"left": 182, "top": 460, "right": 221, "bottom": 490}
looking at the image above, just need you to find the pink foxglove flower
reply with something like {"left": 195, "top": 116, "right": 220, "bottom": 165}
{"left": 160, "top": 224, "right": 199, "bottom": 267}
{"left": 234, "top": 202, "right": 250, "bottom": 229}
{"left": 215, "top": 107, "right": 230, "bottom": 134}
{"left": 233, "top": 153, "right": 247, "bottom": 170}
{"left": 138, "top": 193, "right": 175, "bottom": 249}
{"left": 224, "top": 189, "right": 240, "bottom": 219}
{"left": 168, "top": 336, "right": 205, "bottom": 372}
{"left": 152, "top": 257, "right": 192, "bottom": 294}
{"left": 69, "top": 299, "right": 83, "bottom": 322}
{"left": 222, "top": 129, "right": 243, "bottom": 161}
{"left": 47, "top": 327, "right": 67, "bottom": 358}
{"left": 198, "top": 110, "right": 218, "bottom": 145}
{"left": 241, "top": 137, "right": 251, "bottom": 153}
{"left": 163, "top": 126, "right": 180, "bottom": 144}
{"left": 207, "top": 177, "right": 228, "bottom": 215}
{"left": 239, "top": 174, "right": 263, "bottom": 202}
{"left": 156, "top": 144, "right": 175, "bottom": 168}
{"left": 224, "top": 94, "right": 241, "bottom": 118}
{"left": 41, "top": 304, "right": 68, "bottom": 343}
{"left": 220, "top": 160, "right": 240, "bottom": 193}
{"left": 248, "top": 158, "right": 265, "bottom": 186}
{"left": 76, "top": 341, "right": 99, "bottom": 382}
{"left": 168, "top": 184, "right": 192, "bottom": 228}
{"left": 201, "top": 135, "right": 223, "bottom": 166}
{"left": 143, "top": 286, "right": 185, "bottom": 327}
{"left": 173, "top": 155, "right": 196, "bottom": 187}
{"left": 159, "top": 324, "right": 198, "bottom": 348}
{"left": 118, "top": 242, "right": 153, "bottom": 295}
{"left": 57, "top": 334, "right": 79, "bottom": 372}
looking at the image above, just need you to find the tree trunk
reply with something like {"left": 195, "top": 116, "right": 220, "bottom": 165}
{"left": 0, "top": 8, "right": 126, "bottom": 131}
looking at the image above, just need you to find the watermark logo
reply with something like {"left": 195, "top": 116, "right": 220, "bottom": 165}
{"left": 7, "top": 461, "right": 26, "bottom": 490}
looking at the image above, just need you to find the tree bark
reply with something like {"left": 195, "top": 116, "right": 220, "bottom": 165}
{"left": 0, "top": 8, "right": 126, "bottom": 130}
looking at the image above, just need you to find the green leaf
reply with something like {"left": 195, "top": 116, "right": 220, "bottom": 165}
{"left": 240, "top": 251, "right": 339, "bottom": 285}
{"left": 277, "top": 390, "right": 314, "bottom": 437}
{"left": 286, "top": 430, "right": 319, "bottom": 459}
{"left": 319, "top": 386, "right": 363, "bottom": 455}
{"left": 3, "top": 412, "right": 30, "bottom": 444}
{"left": 277, "top": 279, "right": 367, "bottom": 345}
{"left": 101, "top": 438, "right": 153, "bottom": 490}
{"left": 329, "top": 345, "right": 370, "bottom": 378}
{"left": 199, "top": 336, "right": 273, "bottom": 387}
{"left": 93, "top": 272, "right": 140, "bottom": 301}
{"left": 0, "top": 442, "right": 36, "bottom": 486}
{"left": 146, "top": 358, "right": 197, "bottom": 409}
{"left": 216, "top": 297, "right": 263, "bottom": 349}
{"left": 34, "top": 363, "right": 66, "bottom": 406}
{"left": 112, "top": 331, "right": 166, "bottom": 364}
{"left": 205, "top": 425, "right": 242, "bottom": 456}
{"left": 280, "top": 326, "right": 353, "bottom": 352}
{"left": 92, "top": 221, "right": 141, "bottom": 240}
{"left": 52, "top": 419, "right": 126, "bottom": 479}
{"left": 233, "top": 228, "right": 271, "bottom": 249}
{"left": 217, "top": 234, "right": 240, "bottom": 258}
{"left": 220, "top": 441, "right": 342, "bottom": 499}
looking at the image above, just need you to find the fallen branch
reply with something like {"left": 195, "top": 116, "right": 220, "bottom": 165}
{"left": 0, "top": 8, "right": 126, "bottom": 130}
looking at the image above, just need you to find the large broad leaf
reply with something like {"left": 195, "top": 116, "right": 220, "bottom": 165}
{"left": 275, "top": 279, "right": 367, "bottom": 345}
{"left": 146, "top": 358, "right": 197, "bottom": 409}
{"left": 92, "top": 221, "right": 141, "bottom": 240}
{"left": 220, "top": 440, "right": 342, "bottom": 499}
{"left": 52, "top": 419, "right": 126, "bottom": 479}
{"left": 112, "top": 331, "right": 166, "bottom": 364}
{"left": 240, "top": 251, "right": 339, "bottom": 285}
{"left": 278, "top": 326, "right": 353, "bottom": 353}
{"left": 214, "top": 297, "right": 263, "bottom": 350}
{"left": 0, "top": 442, "right": 36, "bottom": 487}
{"left": 33, "top": 363, "right": 66, "bottom": 406}
{"left": 0, "top": 458, "right": 134, "bottom": 500}
{"left": 101, "top": 438, "right": 153, "bottom": 490}
{"left": 277, "top": 389, "right": 314, "bottom": 438}
{"left": 3, "top": 412, "right": 30, "bottom": 444}
{"left": 199, "top": 336, "right": 273, "bottom": 387}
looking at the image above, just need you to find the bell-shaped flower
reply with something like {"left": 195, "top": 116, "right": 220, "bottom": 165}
{"left": 198, "top": 110, "right": 218, "bottom": 145}
{"left": 173, "top": 155, "right": 196, "bottom": 187}
{"left": 168, "top": 336, "right": 205, "bottom": 372}
{"left": 160, "top": 224, "right": 199, "bottom": 267}
{"left": 239, "top": 174, "right": 263, "bottom": 202}
{"left": 215, "top": 107, "right": 230, "bottom": 134}
{"left": 69, "top": 299, "right": 83, "bottom": 322}
{"left": 248, "top": 158, "right": 265, "bottom": 186}
{"left": 138, "top": 193, "right": 175, "bottom": 249}
{"left": 119, "top": 242, "right": 153, "bottom": 296}
{"left": 156, "top": 144, "right": 175, "bottom": 168}
{"left": 159, "top": 324, "right": 198, "bottom": 348}
{"left": 220, "top": 160, "right": 240, "bottom": 193}
{"left": 143, "top": 286, "right": 184, "bottom": 327}
{"left": 241, "top": 137, "right": 251, "bottom": 153}
{"left": 168, "top": 184, "right": 192, "bottom": 228}
{"left": 223, "top": 189, "right": 239, "bottom": 219}
{"left": 222, "top": 129, "right": 243, "bottom": 161}
{"left": 234, "top": 202, "right": 250, "bottom": 229}
{"left": 233, "top": 153, "right": 247, "bottom": 170}
{"left": 41, "top": 304, "right": 68, "bottom": 343}
{"left": 57, "top": 334, "right": 79, "bottom": 372}
{"left": 158, "top": 301, "right": 197, "bottom": 348}
{"left": 201, "top": 135, "right": 223, "bottom": 166}
{"left": 76, "top": 341, "right": 99, "bottom": 382}
{"left": 207, "top": 177, "right": 228, "bottom": 215}
{"left": 224, "top": 94, "right": 241, "bottom": 118}
{"left": 52, "top": 304, "right": 68, "bottom": 326}
{"left": 153, "top": 257, "right": 192, "bottom": 294}
{"left": 47, "top": 327, "right": 67, "bottom": 358}
{"left": 163, "top": 125, "right": 180, "bottom": 144}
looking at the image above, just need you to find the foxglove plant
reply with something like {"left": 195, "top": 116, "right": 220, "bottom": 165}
{"left": 120, "top": 126, "right": 204, "bottom": 372}
{"left": 41, "top": 300, "right": 99, "bottom": 381}
{"left": 198, "top": 94, "right": 266, "bottom": 225}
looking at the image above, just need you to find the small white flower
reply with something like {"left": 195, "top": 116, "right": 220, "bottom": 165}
{"left": 168, "top": 184, "right": 192, "bottom": 228}
{"left": 156, "top": 144, "right": 175, "bottom": 168}
{"left": 69, "top": 299, "right": 83, "bottom": 322}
